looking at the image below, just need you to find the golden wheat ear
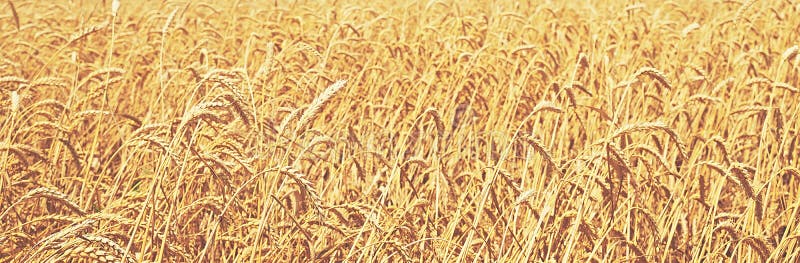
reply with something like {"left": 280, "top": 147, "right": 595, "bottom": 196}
{"left": 294, "top": 79, "right": 347, "bottom": 136}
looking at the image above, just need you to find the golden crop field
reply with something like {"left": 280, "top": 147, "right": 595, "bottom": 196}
{"left": 1, "top": 0, "right": 799, "bottom": 261}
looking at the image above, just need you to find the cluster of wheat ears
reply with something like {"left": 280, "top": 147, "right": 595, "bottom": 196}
{"left": 1, "top": 0, "right": 799, "bottom": 262}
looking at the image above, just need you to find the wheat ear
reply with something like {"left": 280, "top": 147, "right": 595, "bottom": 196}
{"left": 294, "top": 79, "right": 347, "bottom": 135}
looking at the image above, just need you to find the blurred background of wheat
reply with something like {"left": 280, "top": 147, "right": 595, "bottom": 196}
{"left": 1, "top": 0, "right": 799, "bottom": 262}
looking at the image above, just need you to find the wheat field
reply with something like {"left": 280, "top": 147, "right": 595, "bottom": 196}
{"left": 1, "top": 0, "right": 799, "bottom": 262}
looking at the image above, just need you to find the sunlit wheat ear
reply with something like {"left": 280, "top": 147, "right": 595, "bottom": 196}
{"left": 734, "top": 0, "right": 757, "bottom": 23}
{"left": 298, "top": 42, "right": 324, "bottom": 61}
{"left": 129, "top": 123, "right": 170, "bottom": 139}
{"left": 59, "top": 244, "right": 121, "bottom": 263}
{"left": 532, "top": 100, "right": 563, "bottom": 115}
{"left": 605, "top": 141, "right": 632, "bottom": 176}
{"left": 69, "top": 22, "right": 109, "bottom": 44}
{"left": 294, "top": 79, "right": 347, "bottom": 136}
{"left": 713, "top": 221, "right": 742, "bottom": 240}
{"left": 111, "top": 0, "right": 120, "bottom": 18}
{"left": 686, "top": 64, "right": 709, "bottom": 80}
{"left": 20, "top": 121, "right": 71, "bottom": 137}
{"left": 609, "top": 121, "right": 687, "bottom": 160}
{"left": 221, "top": 93, "right": 253, "bottom": 126}
{"left": 179, "top": 101, "right": 230, "bottom": 130}
{"left": 782, "top": 45, "right": 799, "bottom": 62}
{"left": 632, "top": 67, "right": 672, "bottom": 90}
{"left": 25, "top": 219, "right": 98, "bottom": 262}
{"left": 681, "top": 23, "right": 700, "bottom": 37}
{"left": 418, "top": 107, "right": 445, "bottom": 139}
{"left": 162, "top": 8, "right": 179, "bottom": 34}
{"left": 726, "top": 162, "right": 765, "bottom": 219}
{"left": 630, "top": 143, "right": 677, "bottom": 175}
{"left": 7, "top": 0, "right": 19, "bottom": 31}
{"left": 279, "top": 166, "right": 323, "bottom": 217}
{"left": 687, "top": 94, "right": 722, "bottom": 105}
{"left": 255, "top": 42, "right": 276, "bottom": 78}
{"left": 629, "top": 207, "right": 659, "bottom": 236}
{"left": 711, "top": 77, "right": 734, "bottom": 94}
{"left": 278, "top": 106, "right": 305, "bottom": 137}
{"left": 179, "top": 196, "right": 226, "bottom": 221}
{"left": 59, "top": 234, "right": 134, "bottom": 263}
{"left": 294, "top": 135, "right": 336, "bottom": 163}
{"left": 0, "top": 188, "right": 85, "bottom": 221}
{"left": 707, "top": 136, "right": 732, "bottom": 164}
{"left": 731, "top": 105, "right": 770, "bottom": 120}
{"left": 10, "top": 90, "right": 20, "bottom": 112}
{"left": 30, "top": 77, "right": 68, "bottom": 90}
{"left": 0, "top": 75, "right": 28, "bottom": 86}
{"left": 517, "top": 101, "right": 563, "bottom": 132}
{"left": 131, "top": 134, "right": 181, "bottom": 164}
{"left": 576, "top": 52, "right": 589, "bottom": 71}
{"left": 744, "top": 77, "right": 772, "bottom": 87}
{"left": 772, "top": 82, "right": 798, "bottom": 93}
{"left": 401, "top": 156, "right": 429, "bottom": 170}
{"left": 737, "top": 236, "right": 771, "bottom": 262}
{"left": 520, "top": 135, "right": 561, "bottom": 175}
{"left": 0, "top": 142, "right": 47, "bottom": 166}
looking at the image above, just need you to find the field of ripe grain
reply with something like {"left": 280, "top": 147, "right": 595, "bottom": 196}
{"left": 1, "top": 0, "right": 799, "bottom": 262}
